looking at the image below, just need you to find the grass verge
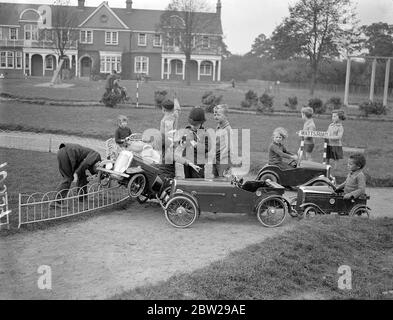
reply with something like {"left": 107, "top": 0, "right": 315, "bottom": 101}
{"left": 112, "top": 216, "right": 393, "bottom": 300}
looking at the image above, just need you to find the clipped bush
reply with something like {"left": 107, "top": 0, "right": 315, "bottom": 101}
{"left": 241, "top": 90, "right": 259, "bottom": 109}
{"left": 284, "top": 96, "right": 298, "bottom": 110}
{"left": 257, "top": 93, "right": 274, "bottom": 113}
{"left": 201, "top": 91, "right": 223, "bottom": 113}
{"left": 325, "top": 96, "right": 343, "bottom": 111}
{"left": 359, "top": 100, "right": 387, "bottom": 117}
{"left": 154, "top": 90, "right": 168, "bottom": 108}
{"left": 308, "top": 98, "right": 326, "bottom": 114}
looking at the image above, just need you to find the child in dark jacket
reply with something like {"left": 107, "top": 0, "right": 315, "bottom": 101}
{"left": 115, "top": 115, "right": 132, "bottom": 148}
{"left": 268, "top": 127, "right": 298, "bottom": 170}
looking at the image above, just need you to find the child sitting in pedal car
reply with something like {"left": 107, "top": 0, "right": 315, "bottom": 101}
{"left": 268, "top": 127, "right": 298, "bottom": 170}
{"left": 335, "top": 153, "right": 366, "bottom": 199}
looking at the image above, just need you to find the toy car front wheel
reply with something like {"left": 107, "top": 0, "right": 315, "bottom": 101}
{"left": 304, "top": 206, "right": 318, "bottom": 218}
{"left": 258, "top": 173, "right": 278, "bottom": 183}
{"left": 127, "top": 174, "right": 146, "bottom": 198}
{"left": 350, "top": 205, "right": 370, "bottom": 218}
{"left": 165, "top": 194, "right": 198, "bottom": 228}
{"left": 256, "top": 196, "right": 287, "bottom": 227}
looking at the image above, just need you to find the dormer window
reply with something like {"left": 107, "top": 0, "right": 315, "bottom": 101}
{"left": 138, "top": 33, "right": 147, "bottom": 46}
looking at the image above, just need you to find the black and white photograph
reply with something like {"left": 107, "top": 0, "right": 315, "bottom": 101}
{"left": 0, "top": 0, "right": 392, "bottom": 306}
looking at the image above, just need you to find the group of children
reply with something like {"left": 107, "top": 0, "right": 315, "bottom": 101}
{"left": 113, "top": 102, "right": 367, "bottom": 200}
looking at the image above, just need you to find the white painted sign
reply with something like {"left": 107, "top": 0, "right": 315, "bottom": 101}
{"left": 298, "top": 130, "right": 329, "bottom": 138}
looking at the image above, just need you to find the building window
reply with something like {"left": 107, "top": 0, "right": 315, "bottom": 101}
{"left": 202, "top": 36, "right": 209, "bottom": 48}
{"left": 138, "top": 33, "right": 147, "bottom": 46}
{"left": 25, "top": 53, "right": 29, "bottom": 69}
{"left": 25, "top": 24, "right": 38, "bottom": 40}
{"left": 153, "top": 34, "right": 162, "bottom": 47}
{"left": 175, "top": 60, "right": 183, "bottom": 75}
{"left": 134, "top": 56, "right": 148, "bottom": 74}
{"left": 1, "top": 51, "right": 15, "bottom": 68}
{"left": 45, "top": 55, "right": 53, "bottom": 70}
{"left": 167, "top": 34, "right": 181, "bottom": 47}
{"left": 105, "top": 31, "right": 118, "bottom": 45}
{"left": 9, "top": 28, "right": 17, "bottom": 40}
{"left": 100, "top": 55, "right": 121, "bottom": 73}
{"left": 15, "top": 51, "right": 22, "bottom": 69}
{"left": 200, "top": 61, "right": 212, "bottom": 76}
{"left": 0, "top": 52, "right": 6, "bottom": 68}
{"left": 80, "top": 30, "right": 93, "bottom": 44}
{"left": 192, "top": 35, "right": 196, "bottom": 48}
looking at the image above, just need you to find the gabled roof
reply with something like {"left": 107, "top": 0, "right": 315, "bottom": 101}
{"left": 0, "top": 2, "right": 223, "bottom": 35}
{"left": 79, "top": 2, "right": 129, "bottom": 29}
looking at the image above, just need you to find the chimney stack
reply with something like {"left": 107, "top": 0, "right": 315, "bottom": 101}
{"left": 216, "top": 0, "right": 221, "bottom": 17}
{"left": 126, "top": 0, "right": 133, "bottom": 11}
{"left": 78, "top": 0, "right": 85, "bottom": 9}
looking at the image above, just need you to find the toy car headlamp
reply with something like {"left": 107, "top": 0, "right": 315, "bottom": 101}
{"left": 105, "top": 162, "right": 113, "bottom": 170}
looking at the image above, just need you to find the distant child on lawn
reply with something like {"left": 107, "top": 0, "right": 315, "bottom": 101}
{"left": 160, "top": 97, "right": 181, "bottom": 138}
{"left": 326, "top": 110, "right": 345, "bottom": 168}
{"left": 335, "top": 153, "right": 366, "bottom": 199}
{"left": 300, "top": 106, "right": 316, "bottom": 161}
{"left": 268, "top": 127, "right": 298, "bottom": 170}
{"left": 115, "top": 115, "right": 132, "bottom": 148}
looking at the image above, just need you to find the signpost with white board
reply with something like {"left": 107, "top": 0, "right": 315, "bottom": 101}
{"left": 297, "top": 130, "right": 329, "bottom": 164}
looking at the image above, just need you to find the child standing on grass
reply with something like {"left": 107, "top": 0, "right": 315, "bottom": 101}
{"left": 300, "top": 106, "right": 316, "bottom": 161}
{"left": 160, "top": 97, "right": 181, "bottom": 138}
{"left": 335, "top": 153, "right": 366, "bottom": 199}
{"left": 268, "top": 127, "right": 298, "bottom": 170}
{"left": 326, "top": 110, "right": 345, "bottom": 169}
{"left": 115, "top": 115, "right": 132, "bottom": 148}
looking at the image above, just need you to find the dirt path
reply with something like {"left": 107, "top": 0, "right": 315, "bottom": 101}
{"left": 1, "top": 187, "right": 391, "bottom": 300}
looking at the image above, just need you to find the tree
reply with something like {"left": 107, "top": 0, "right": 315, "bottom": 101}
{"left": 40, "top": 0, "right": 78, "bottom": 81}
{"left": 269, "top": 0, "right": 360, "bottom": 95}
{"left": 158, "top": 0, "right": 217, "bottom": 85}
{"left": 248, "top": 33, "right": 275, "bottom": 59}
{"left": 360, "top": 22, "right": 393, "bottom": 57}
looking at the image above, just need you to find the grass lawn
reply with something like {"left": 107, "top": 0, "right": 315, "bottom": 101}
{"left": 1, "top": 102, "right": 393, "bottom": 186}
{"left": 112, "top": 216, "right": 393, "bottom": 300}
{"left": 1, "top": 78, "right": 392, "bottom": 114}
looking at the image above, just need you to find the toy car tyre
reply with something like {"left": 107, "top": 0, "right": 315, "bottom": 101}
{"left": 256, "top": 196, "right": 287, "bottom": 227}
{"left": 127, "top": 173, "right": 147, "bottom": 198}
{"left": 288, "top": 196, "right": 299, "bottom": 217}
{"left": 349, "top": 205, "right": 370, "bottom": 218}
{"left": 258, "top": 172, "right": 278, "bottom": 183}
{"left": 164, "top": 194, "right": 198, "bottom": 228}
{"left": 304, "top": 206, "right": 318, "bottom": 218}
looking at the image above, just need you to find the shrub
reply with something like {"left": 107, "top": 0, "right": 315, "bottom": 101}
{"left": 154, "top": 90, "right": 168, "bottom": 108}
{"left": 257, "top": 93, "right": 274, "bottom": 113}
{"left": 325, "top": 96, "right": 343, "bottom": 111}
{"left": 359, "top": 101, "right": 387, "bottom": 117}
{"left": 308, "top": 98, "right": 326, "bottom": 114}
{"left": 241, "top": 90, "right": 259, "bottom": 109}
{"left": 201, "top": 91, "right": 223, "bottom": 113}
{"left": 284, "top": 96, "right": 298, "bottom": 110}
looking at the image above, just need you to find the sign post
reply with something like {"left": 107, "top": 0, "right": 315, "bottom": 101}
{"left": 297, "top": 130, "right": 329, "bottom": 164}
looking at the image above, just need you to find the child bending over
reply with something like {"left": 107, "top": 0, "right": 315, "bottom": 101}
{"left": 268, "top": 127, "right": 298, "bottom": 170}
{"left": 336, "top": 153, "right": 366, "bottom": 199}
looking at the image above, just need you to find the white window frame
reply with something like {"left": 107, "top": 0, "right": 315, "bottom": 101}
{"left": 15, "top": 51, "right": 22, "bottom": 69}
{"left": 80, "top": 30, "right": 93, "bottom": 44}
{"left": 153, "top": 34, "right": 162, "bottom": 47}
{"left": 0, "top": 28, "right": 2, "bottom": 40}
{"left": 138, "top": 33, "right": 147, "bottom": 46}
{"left": 167, "top": 34, "right": 181, "bottom": 47}
{"left": 200, "top": 61, "right": 212, "bottom": 76}
{"left": 202, "top": 36, "right": 210, "bottom": 49}
{"left": 105, "top": 31, "right": 118, "bottom": 45}
{"left": 134, "top": 56, "right": 149, "bottom": 74}
{"left": 25, "top": 53, "right": 29, "bottom": 70}
{"left": 45, "top": 55, "right": 54, "bottom": 70}
{"left": 9, "top": 27, "right": 18, "bottom": 40}
{"left": 24, "top": 24, "right": 38, "bottom": 41}
{"left": 175, "top": 60, "right": 183, "bottom": 75}
{"left": 100, "top": 54, "right": 121, "bottom": 73}
{"left": 0, "top": 52, "right": 6, "bottom": 68}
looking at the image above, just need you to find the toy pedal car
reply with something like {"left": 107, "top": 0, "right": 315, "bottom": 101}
{"left": 257, "top": 158, "right": 335, "bottom": 189}
{"left": 164, "top": 176, "right": 291, "bottom": 229}
{"left": 97, "top": 149, "right": 168, "bottom": 204}
{"left": 291, "top": 185, "right": 370, "bottom": 218}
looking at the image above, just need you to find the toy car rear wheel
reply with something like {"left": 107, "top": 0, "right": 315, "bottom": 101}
{"left": 304, "top": 206, "right": 318, "bottom": 218}
{"left": 127, "top": 174, "right": 146, "bottom": 198}
{"left": 350, "top": 205, "right": 370, "bottom": 218}
{"left": 258, "top": 173, "right": 278, "bottom": 183}
{"left": 257, "top": 196, "right": 287, "bottom": 227}
{"left": 165, "top": 195, "right": 198, "bottom": 228}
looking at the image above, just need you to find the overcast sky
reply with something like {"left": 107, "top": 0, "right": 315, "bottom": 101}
{"left": 5, "top": 0, "right": 393, "bottom": 54}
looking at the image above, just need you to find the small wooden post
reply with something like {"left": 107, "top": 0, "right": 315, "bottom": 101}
{"left": 344, "top": 57, "right": 351, "bottom": 106}
{"left": 369, "top": 58, "right": 377, "bottom": 102}
{"left": 383, "top": 58, "right": 391, "bottom": 107}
